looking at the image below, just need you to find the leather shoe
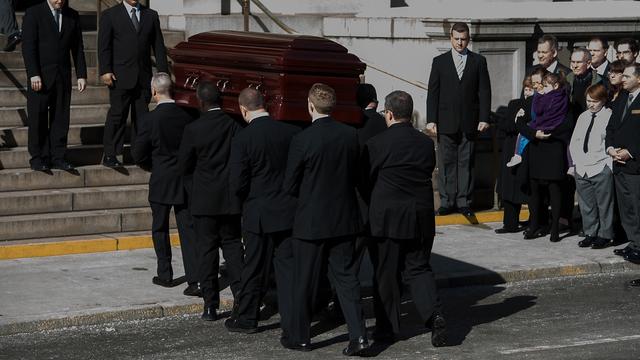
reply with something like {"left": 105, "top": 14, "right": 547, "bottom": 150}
{"left": 591, "top": 237, "right": 611, "bottom": 249}
{"left": 578, "top": 235, "right": 596, "bottom": 248}
{"left": 495, "top": 225, "right": 523, "bottom": 234}
{"left": 3, "top": 32, "right": 21, "bottom": 52}
{"left": 458, "top": 207, "right": 475, "bottom": 217}
{"left": 428, "top": 313, "right": 447, "bottom": 347}
{"left": 342, "top": 336, "right": 369, "bottom": 356}
{"left": 280, "top": 336, "right": 311, "bottom": 352}
{"left": 523, "top": 228, "right": 546, "bottom": 240}
{"left": 436, "top": 206, "right": 455, "bottom": 216}
{"left": 151, "top": 276, "right": 173, "bottom": 287}
{"left": 30, "top": 162, "right": 50, "bottom": 171}
{"left": 614, "top": 246, "right": 633, "bottom": 256}
{"left": 549, "top": 231, "right": 560, "bottom": 243}
{"left": 102, "top": 156, "right": 123, "bottom": 168}
{"left": 51, "top": 160, "right": 74, "bottom": 171}
{"left": 201, "top": 305, "right": 217, "bottom": 321}
{"left": 183, "top": 283, "right": 202, "bottom": 297}
{"left": 224, "top": 318, "right": 258, "bottom": 334}
{"left": 629, "top": 279, "right": 640, "bottom": 287}
{"left": 623, "top": 250, "right": 640, "bottom": 264}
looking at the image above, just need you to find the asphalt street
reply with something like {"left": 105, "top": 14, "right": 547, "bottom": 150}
{"left": 2, "top": 272, "right": 640, "bottom": 360}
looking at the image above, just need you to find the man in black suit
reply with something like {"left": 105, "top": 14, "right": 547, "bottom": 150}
{"left": 178, "top": 81, "right": 244, "bottom": 321}
{"left": 1, "top": 0, "right": 21, "bottom": 52}
{"left": 426, "top": 22, "right": 491, "bottom": 217}
{"left": 532, "top": 34, "right": 571, "bottom": 76}
{"left": 98, "top": 0, "right": 168, "bottom": 168}
{"left": 606, "top": 63, "right": 640, "bottom": 286}
{"left": 224, "top": 88, "right": 299, "bottom": 335}
{"left": 281, "top": 83, "right": 368, "bottom": 356}
{"left": 131, "top": 73, "right": 199, "bottom": 296}
{"left": 588, "top": 37, "right": 610, "bottom": 83}
{"left": 22, "top": 0, "right": 87, "bottom": 171}
{"left": 363, "top": 90, "right": 446, "bottom": 347}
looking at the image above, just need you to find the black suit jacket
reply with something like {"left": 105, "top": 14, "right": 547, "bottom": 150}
{"left": 282, "top": 116, "right": 363, "bottom": 240}
{"left": 527, "top": 61, "right": 571, "bottom": 77}
{"left": 427, "top": 50, "right": 491, "bottom": 135}
{"left": 606, "top": 90, "right": 640, "bottom": 174}
{"left": 364, "top": 122, "right": 436, "bottom": 240}
{"left": 229, "top": 115, "right": 300, "bottom": 234}
{"left": 98, "top": 3, "right": 168, "bottom": 90}
{"left": 132, "top": 102, "right": 192, "bottom": 204}
{"left": 21, "top": 2, "right": 87, "bottom": 90}
{"left": 357, "top": 108, "right": 387, "bottom": 149}
{"left": 179, "top": 110, "right": 242, "bottom": 216}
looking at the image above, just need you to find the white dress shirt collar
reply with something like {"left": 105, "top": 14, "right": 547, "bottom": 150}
{"left": 629, "top": 87, "right": 640, "bottom": 102}
{"left": 248, "top": 111, "right": 269, "bottom": 121}
{"left": 156, "top": 99, "right": 175, "bottom": 105}
{"left": 123, "top": 1, "right": 140, "bottom": 20}
{"left": 546, "top": 60, "right": 558, "bottom": 73}
{"left": 592, "top": 60, "right": 609, "bottom": 76}
{"left": 312, "top": 114, "right": 330, "bottom": 122}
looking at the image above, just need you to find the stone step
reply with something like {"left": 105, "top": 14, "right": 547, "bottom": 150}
{"left": 0, "top": 207, "right": 167, "bottom": 241}
{"left": 0, "top": 51, "right": 98, "bottom": 69}
{"left": 1, "top": 124, "right": 108, "bottom": 148}
{"left": 0, "top": 164, "right": 149, "bottom": 192}
{"left": 0, "top": 184, "right": 149, "bottom": 216}
{"left": 0, "top": 104, "right": 109, "bottom": 127}
{"left": 0, "top": 86, "right": 108, "bottom": 107}
{"left": 0, "top": 67, "right": 100, "bottom": 87}
{"left": 0, "top": 144, "right": 132, "bottom": 169}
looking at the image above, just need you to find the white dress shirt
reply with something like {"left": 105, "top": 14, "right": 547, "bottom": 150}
{"left": 546, "top": 60, "right": 558, "bottom": 74}
{"left": 569, "top": 107, "right": 613, "bottom": 178}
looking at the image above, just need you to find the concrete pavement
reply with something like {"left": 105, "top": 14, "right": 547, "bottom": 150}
{"left": 0, "top": 221, "right": 638, "bottom": 335}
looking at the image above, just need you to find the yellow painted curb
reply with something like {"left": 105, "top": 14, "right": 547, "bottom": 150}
{"left": 435, "top": 209, "right": 529, "bottom": 226}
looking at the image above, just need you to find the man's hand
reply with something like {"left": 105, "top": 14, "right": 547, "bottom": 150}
{"left": 535, "top": 130, "right": 550, "bottom": 140}
{"left": 426, "top": 122, "right": 438, "bottom": 136}
{"left": 101, "top": 73, "right": 116, "bottom": 87}
{"left": 30, "top": 76, "right": 42, "bottom": 92}
{"left": 617, "top": 148, "right": 632, "bottom": 163}
{"left": 478, "top": 121, "right": 490, "bottom": 132}
{"left": 77, "top": 78, "right": 87, "bottom": 93}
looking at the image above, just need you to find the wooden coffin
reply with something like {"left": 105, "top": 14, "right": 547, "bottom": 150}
{"left": 168, "top": 30, "right": 367, "bottom": 125}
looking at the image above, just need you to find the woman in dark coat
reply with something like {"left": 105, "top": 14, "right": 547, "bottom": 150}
{"left": 496, "top": 76, "right": 534, "bottom": 233}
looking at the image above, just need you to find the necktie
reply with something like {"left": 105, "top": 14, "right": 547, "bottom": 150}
{"left": 131, "top": 8, "right": 140, "bottom": 32}
{"left": 456, "top": 54, "right": 464, "bottom": 80}
{"left": 54, "top": 10, "right": 61, "bottom": 32}
{"left": 622, "top": 93, "right": 634, "bottom": 121}
{"left": 583, "top": 112, "right": 596, "bottom": 153}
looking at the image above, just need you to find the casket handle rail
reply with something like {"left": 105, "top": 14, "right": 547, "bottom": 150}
{"left": 183, "top": 71, "right": 201, "bottom": 90}
{"left": 217, "top": 79, "right": 230, "bottom": 93}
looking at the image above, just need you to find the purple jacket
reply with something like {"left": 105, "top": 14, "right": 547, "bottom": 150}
{"left": 530, "top": 87, "right": 569, "bottom": 131}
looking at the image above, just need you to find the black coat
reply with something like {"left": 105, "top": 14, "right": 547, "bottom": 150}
{"left": 497, "top": 97, "right": 531, "bottom": 204}
{"left": 282, "top": 116, "right": 363, "bottom": 240}
{"left": 606, "top": 90, "right": 640, "bottom": 175}
{"left": 364, "top": 122, "right": 436, "bottom": 240}
{"left": 427, "top": 50, "right": 491, "bottom": 135}
{"left": 21, "top": 2, "right": 87, "bottom": 90}
{"left": 132, "top": 102, "right": 192, "bottom": 204}
{"left": 179, "top": 110, "right": 242, "bottom": 216}
{"left": 356, "top": 108, "right": 387, "bottom": 225}
{"left": 229, "top": 115, "right": 300, "bottom": 234}
{"left": 527, "top": 62, "right": 571, "bottom": 77}
{"left": 97, "top": 3, "right": 168, "bottom": 90}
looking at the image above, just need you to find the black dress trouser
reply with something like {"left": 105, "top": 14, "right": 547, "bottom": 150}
{"left": 502, "top": 200, "right": 522, "bottom": 230}
{"left": 103, "top": 85, "right": 150, "bottom": 158}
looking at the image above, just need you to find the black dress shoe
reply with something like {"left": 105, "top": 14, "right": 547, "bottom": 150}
{"left": 201, "top": 305, "right": 217, "bottom": 321}
{"left": 151, "top": 276, "right": 173, "bottom": 287}
{"left": 183, "top": 283, "right": 202, "bottom": 297}
{"left": 629, "top": 279, "right": 640, "bottom": 287}
{"left": 436, "top": 206, "right": 455, "bottom": 216}
{"left": 102, "top": 156, "right": 123, "bottom": 168}
{"left": 280, "top": 336, "right": 311, "bottom": 352}
{"left": 614, "top": 246, "right": 633, "bottom": 256}
{"left": 458, "top": 207, "right": 475, "bottom": 217}
{"left": 224, "top": 318, "right": 258, "bottom": 334}
{"left": 549, "top": 231, "right": 560, "bottom": 243}
{"left": 578, "top": 235, "right": 596, "bottom": 248}
{"left": 495, "top": 226, "right": 523, "bottom": 234}
{"left": 51, "top": 160, "right": 74, "bottom": 171}
{"left": 591, "top": 237, "right": 611, "bottom": 249}
{"left": 523, "top": 228, "right": 546, "bottom": 240}
{"left": 623, "top": 250, "right": 640, "bottom": 264}
{"left": 30, "top": 162, "right": 50, "bottom": 171}
{"left": 428, "top": 313, "right": 447, "bottom": 347}
{"left": 3, "top": 32, "right": 21, "bottom": 52}
{"left": 342, "top": 336, "right": 369, "bottom": 356}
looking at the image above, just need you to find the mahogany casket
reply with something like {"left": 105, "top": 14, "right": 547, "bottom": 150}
{"left": 168, "top": 31, "right": 367, "bottom": 125}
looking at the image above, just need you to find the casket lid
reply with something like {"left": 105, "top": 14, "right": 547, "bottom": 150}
{"left": 187, "top": 30, "right": 348, "bottom": 53}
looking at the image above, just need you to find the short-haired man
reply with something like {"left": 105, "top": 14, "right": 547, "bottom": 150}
{"left": 282, "top": 83, "right": 368, "bottom": 355}
{"left": 568, "top": 48, "right": 603, "bottom": 118}
{"left": 225, "top": 88, "right": 299, "bottom": 335}
{"left": 588, "top": 37, "right": 610, "bottom": 79}
{"left": 615, "top": 38, "right": 638, "bottom": 64}
{"left": 178, "top": 81, "right": 244, "bottom": 321}
{"left": 131, "top": 73, "right": 199, "bottom": 296}
{"left": 363, "top": 90, "right": 446, "bottom": 347}
{"left": 606, "top": 63, "right": 640, "bottom": 286}
{"left": 426, "top": 22, "right": 491, "bottom": 216}
{"left": 534, "top": 34, "right": 571, "bottom": 76}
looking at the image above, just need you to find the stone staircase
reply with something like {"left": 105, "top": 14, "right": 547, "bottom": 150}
{"left": 0, "top": 22, "right": 185, "bottom": 244}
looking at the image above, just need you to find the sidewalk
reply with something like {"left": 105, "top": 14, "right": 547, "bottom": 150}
{"left": 1, "top": 221, "right": 637, "bottom": 335}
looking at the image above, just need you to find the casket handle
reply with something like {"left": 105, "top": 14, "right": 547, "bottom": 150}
{"left": 217, "top": 80, "right": 230, "bottom": 93}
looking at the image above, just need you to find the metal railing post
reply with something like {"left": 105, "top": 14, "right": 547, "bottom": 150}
{"left": 243, "top": 0, "right": 250, "bottom": 31}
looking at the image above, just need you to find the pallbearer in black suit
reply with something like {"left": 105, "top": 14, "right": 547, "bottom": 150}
{"left": 224, "top": 88, "right": 299, "bottom": 335}
{"left": 363, "top": 91, "right": 446, "bottom": 347}
{"left": 282, "top": 84, "right": 369, "bottom": 355}
{"left": 426, "top": 22, "right": 491, "bottom": 217}
{"left": 22, "top": 0, "right": 87, "bottom": 171}
{"left": 131, "top": 73, "right": 199, "bottom": 296}
{"left": 98, "top": 0, "right": 168, "bottom": 168}
{"left": 178, "top": 82, "right": 244, "bottom": 321}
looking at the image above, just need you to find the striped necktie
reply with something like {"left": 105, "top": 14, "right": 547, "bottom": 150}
{"left": 622, "top": 93, "right": 634, "bottom": 121}
{"left": 456, "top": 54, "right": 465, "bottom": 80}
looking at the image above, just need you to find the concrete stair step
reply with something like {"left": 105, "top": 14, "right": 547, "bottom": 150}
{"left": 0, "top": 51, "right": 97, "bottom": 69}
{"left": 1, "top": 124, "right": 107, "bottom": 148}
{"left": 0, "top": 184, "right": 149, "bottom": 216}
{"left": 0, "top": 86, "right": 109, "bottom": 107}
{"left": 0, "top": 207, "right": 167, "bottom": 241}
{"left": 0, "top": 104, "right": 109, "bottom": 127}
{"left": 0, "top": 67, "right": 100, "bottom": 88}
{"left": 0, "top": 144, "right": 132, "bottom": 169}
